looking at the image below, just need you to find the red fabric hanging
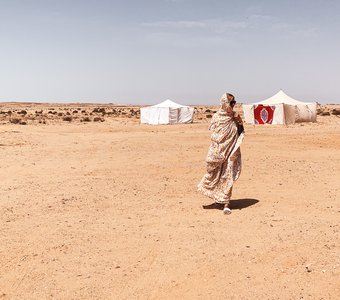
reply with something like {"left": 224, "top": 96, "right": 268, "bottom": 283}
{"left": 254, "top": 105, "right": 275, "bottom": 124}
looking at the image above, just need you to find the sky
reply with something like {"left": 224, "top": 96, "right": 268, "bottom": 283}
{"left": 0, "top": 0, "right": 339, "bottom": 104}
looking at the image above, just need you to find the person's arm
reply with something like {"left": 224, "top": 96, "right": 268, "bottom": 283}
{"left": 234, "top": 112, "right": 245, "bottom": 135}
{"left": 234, "top": 112, "right": 243, "bottom": 124}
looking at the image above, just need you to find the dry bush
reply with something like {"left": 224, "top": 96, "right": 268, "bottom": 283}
{"left": 18, "top": 110, "right": 27, "bottom": 115}
{"left": 332, "top": 109, "right": 340, "bottom": 115}
{"left": 93, "top": 107, "right": 105, "bottom": 113}
{"left": 10, "top": 118, "right": 21, "bottom": 124}
{"left": 81, "top": 117, "right": 91, "bottom": 122}
{"left": 63, "top": 116, "right": 73, "bottom": 122}
{"left": 93, "top": 117, "right": 104, "bottom": 122}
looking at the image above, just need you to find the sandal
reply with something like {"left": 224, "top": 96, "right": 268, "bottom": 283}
{"left": 223, "top": 207, "right": 232, "bottom": 215}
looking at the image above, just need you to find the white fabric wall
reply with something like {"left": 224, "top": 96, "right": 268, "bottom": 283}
{"left": 242, "top": 104, "right": 255, "bottom": 124}
{"left": 178, "top": 107, "right": 194, "bottom": 123}
{"left": 308, "top": 103, "right": 317, "bottom": 122}
{"left": 140, "top": 107, "right": 170, "bottom": 124}
{"left": 141, "top": 106, "right": 194, "bottom": 124}
{"left": 169, "top": 108, "right": 179, "bottom": 124}
{"left": 271, "top": 103, "right": 285, "bottom": 124}
{"left": 284, "top": 104, "right": 317, "bottom": 124}
{"left": 295, "top": 103, "right": 317, "bottom": 122}
{"left": 282, "top": 104, "right": 297, "bottom": 125}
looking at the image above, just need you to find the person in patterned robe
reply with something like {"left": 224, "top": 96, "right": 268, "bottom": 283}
{"left": 197, "top": 93, "right": 244, "bottom": 214}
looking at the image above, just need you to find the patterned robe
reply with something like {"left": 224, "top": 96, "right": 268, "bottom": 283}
{"left": 197, "top": 109, "right": 243, "bottom": 204}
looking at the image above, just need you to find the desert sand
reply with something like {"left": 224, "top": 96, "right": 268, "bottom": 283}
{"left": 0, "top": 103, "right": 339, "bottom": 299}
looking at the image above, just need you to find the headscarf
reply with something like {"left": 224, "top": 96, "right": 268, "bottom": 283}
{"left": 209, "top": 93, "right": 235, "bottom": 132}
{"left": 207, "top": 92, "right": 239, "bottom": 161}
{"left": 219, "top": 93, "right": 234, "bottom": 114}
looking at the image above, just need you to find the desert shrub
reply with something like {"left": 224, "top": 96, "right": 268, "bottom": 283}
{"left": 331, "top": 109, "right": 340, "bottom": 115}
{"left": 57, "top": 112, "right": 63, "bottom": 116}
{"left": 10, "top": 118, "right": 21, "bottom": 124}
{"left": 18, "top": 110, "right": 27, "bottom": 115}
{"left": 82, "top": 117, "right": 91, "bottom": 122}
{"left": 93, "top": 117, "right": 104, "bottom": 122}
{"left": 63, "top": 116, "right": 73, "bottom": 122}
{"left": 93, "top": 107, "right": 105, "bottom": 113}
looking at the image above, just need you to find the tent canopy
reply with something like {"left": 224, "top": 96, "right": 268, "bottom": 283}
{"left": 140, "top": 99, "right": 194, "bottom": 125}
{"left": 254, "top": 90, "right": 314, "bottom": 106}
{"left": 151, "top": 99, "right": 185, "bottom": 108}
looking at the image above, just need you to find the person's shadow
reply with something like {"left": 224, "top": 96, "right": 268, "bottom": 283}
{"left": 202, "top": 198, "right": 259, "bottom": 210}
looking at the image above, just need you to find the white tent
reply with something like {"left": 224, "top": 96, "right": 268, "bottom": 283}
{"left": 242, "top": 90, "right": 317, "bottom": 125}
{"left": 140, "top": 99, "right": 194, "bottom": 125}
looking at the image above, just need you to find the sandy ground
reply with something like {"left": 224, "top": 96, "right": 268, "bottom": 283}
{"left": 0, "top": 113, "right": 339, "bottom": 299}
